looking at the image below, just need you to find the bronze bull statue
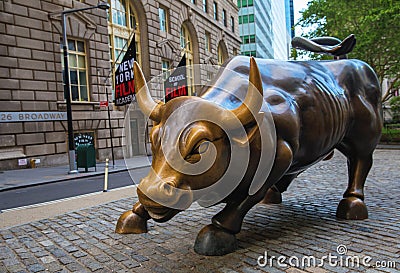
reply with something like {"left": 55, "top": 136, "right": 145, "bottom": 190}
{"left": 116, "top": 35, "right": 382, "bottom": 256}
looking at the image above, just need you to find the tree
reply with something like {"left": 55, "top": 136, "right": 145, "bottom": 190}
{"left": 297, "top": 0, "right": 400, "bottom": 102}
{"left": 389, "top": 96, "right": 400, "bottom": 123}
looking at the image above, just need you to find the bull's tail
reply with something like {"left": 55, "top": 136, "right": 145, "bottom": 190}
{"left": 291, "top": 34, "right": 356, "bottom": 59}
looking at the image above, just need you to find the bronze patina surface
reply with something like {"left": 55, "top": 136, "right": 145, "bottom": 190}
{"left": 116, "top": 37, "right": 382, "bottom": 256}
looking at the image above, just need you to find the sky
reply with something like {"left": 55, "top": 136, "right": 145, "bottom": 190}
{"left": 293, "top": 0, "right": 310, "bottom": 36}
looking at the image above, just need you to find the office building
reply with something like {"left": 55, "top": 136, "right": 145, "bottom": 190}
{"left": 0, "top": 0, "right": 241, "bottom": 170}
{"left": 237, "top": 0, "right": 293, "bottom": 59}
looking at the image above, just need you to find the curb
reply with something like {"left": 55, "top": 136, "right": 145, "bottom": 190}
{"left": 376, "top": 144, "right": 400, "bottom": 149}
{"left": 0, "top": 164, "right": 150, "bottom": 193}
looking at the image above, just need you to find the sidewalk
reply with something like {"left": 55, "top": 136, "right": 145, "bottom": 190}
{"left": 0, "top": 149, "right": 399, "bottom": 272}
{"left": 0, "top": 156, "right": 152, "bottom": 192}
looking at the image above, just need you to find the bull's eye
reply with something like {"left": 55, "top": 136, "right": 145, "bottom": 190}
{"left": 194, "top": 141, "right": 210, "bottom": 155}
{"left": 184, "top": 141, "right": 210, "bottom": 163}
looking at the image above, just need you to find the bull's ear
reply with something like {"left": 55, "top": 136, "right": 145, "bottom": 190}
{"left": 232, "top": 112, "right": 264, "bottom": 146}
{"left": 225, "top": 57, "right": 263, "bottom": 129}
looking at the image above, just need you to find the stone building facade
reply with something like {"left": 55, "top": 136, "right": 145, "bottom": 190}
{"left": 0, "top": 0, "right": 241, "bottom": 170}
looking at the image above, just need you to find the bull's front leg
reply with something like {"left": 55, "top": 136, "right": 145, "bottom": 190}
{"left": 194, "top": 194, "right": 264, "bottom": 256}
{"left": 194, "top": 177, "right": 283, "bottom": 256}
{"left": 194, "top": 139, "right": 293, "bottom": 256}
{"left": 115, "top": 202, "right": 150, "bottom": 234}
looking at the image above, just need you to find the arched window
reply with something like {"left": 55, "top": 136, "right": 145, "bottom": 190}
{"left": 217, "top": 42, "right": 227, "bottom": 65}
{"left": 180, "top": 25, "right": 194, "bottom": 95}
{"left": 108, "top": 0, "right": 140, "bottom": 89}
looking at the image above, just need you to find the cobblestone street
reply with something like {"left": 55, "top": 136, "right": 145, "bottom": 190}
{"left": 0, "top": 149, "right": 399, "bottom": 273}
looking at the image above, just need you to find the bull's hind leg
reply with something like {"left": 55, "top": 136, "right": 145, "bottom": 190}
{"left": 115, "top": 202, "right": 150, "bottom": 234}
{"left": 336, "top": 144, "right": 372, "bottom": 220}
{"left": 261, "top": 173, "right": 299, "bottom": 204}
{"left": 261, "top": 186, "right": 283, "bottom": 204}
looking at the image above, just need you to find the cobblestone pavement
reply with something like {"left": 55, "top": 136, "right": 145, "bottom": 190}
{"left": 0, "top": 149, "right": 399, "bottom": 273}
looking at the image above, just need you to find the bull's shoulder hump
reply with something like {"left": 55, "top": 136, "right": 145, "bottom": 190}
{"left": 225, "top": 56, "right": 302, "bottom": 73}
{"left": 319, "top": 59, "right": 377, "bottom": 76}
{"left": 319, "top": 59, "right": 379, "bottom": 87}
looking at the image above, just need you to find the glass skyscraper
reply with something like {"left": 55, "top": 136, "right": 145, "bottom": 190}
{"left": 238, "top": 0, "right": 294, "bottom": 59}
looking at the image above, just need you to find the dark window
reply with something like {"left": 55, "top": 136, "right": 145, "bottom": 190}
{"left": 239, "top": 14, "right": 255, "bottom": 24}
{"left": 242, "top": 35, "right": 256, "bottom": 44}
{"left": 249, "top": 14, "right": 254, "bottom": 23}
{"left": 213, "top": 2, "right": 218, "bottom": 20}
{"left": 238, "top": 0, "right": 254, "bottom": 8}
{"left": 242, "top": 51, "right": 256, "bottom": 57}
{"left": 203, "top": 0, "right": 207, "bottom": 13}
{"left": 222, "top": 9, "right": 227, "bottom": 27}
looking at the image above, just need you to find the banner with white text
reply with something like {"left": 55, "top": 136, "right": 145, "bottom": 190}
{"left": 164, "top": 55, "right": 188, "bottom": 102}
{"left": 114, "top": 34, "right": 136, "bottom": 106}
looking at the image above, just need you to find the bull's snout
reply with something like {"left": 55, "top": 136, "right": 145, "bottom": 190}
{"left": 137, "top": 176, "right": 193, "bottom": 216}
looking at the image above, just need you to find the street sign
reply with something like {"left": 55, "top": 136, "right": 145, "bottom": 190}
{"left": 100, "top": 101, "right": 109, "bottom": 107}
{"left": 0, "top": 112, "right": 67, "bottom": 122}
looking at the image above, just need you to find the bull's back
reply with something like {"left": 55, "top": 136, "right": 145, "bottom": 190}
{"left": 260, "top": 60, "right": 352, "bottom": 169}
{"left": 201, "top": 56, "right": 381, "bottom": 170}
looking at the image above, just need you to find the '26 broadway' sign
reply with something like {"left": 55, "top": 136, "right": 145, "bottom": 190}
{"left": 0, "top": 112, "right": 67, "bottom": 122}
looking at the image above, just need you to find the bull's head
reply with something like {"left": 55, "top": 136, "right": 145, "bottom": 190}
{"left": 134, "top": 58, "right": 264, "bottom": 222}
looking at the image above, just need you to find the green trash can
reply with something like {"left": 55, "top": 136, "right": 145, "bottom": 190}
{"left": 76, "top": 144, "right": 96, "bottom": 172}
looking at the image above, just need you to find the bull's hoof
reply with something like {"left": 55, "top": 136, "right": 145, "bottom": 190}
{"left": 260, "top": 187, "right": 282, "bottom": 204}
{"left": 194, "top": 224, "right": 237, "bottom": 256}
{"left": 336, "top": 197, "right": 368, "bottom": 220}
{"left": 115, "top": 210, "right": 148, "bottom": 234}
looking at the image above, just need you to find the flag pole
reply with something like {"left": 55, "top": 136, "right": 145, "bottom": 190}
{"left": 105, "top": 86, "right": 115, "bottom": 168}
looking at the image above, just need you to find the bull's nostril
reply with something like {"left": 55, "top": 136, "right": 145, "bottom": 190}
{"left": 139, "top": 176, "right": 193, "bottom": 210}
{"left": 162, "top": 182, "right": 176, "bottom": 197}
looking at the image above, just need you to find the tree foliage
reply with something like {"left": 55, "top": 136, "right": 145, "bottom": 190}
{"left": 297, "top": 0, "right": 400, "bottom": 102}
{"left": 389, "top": 96, "right": 400, "bottom": 123}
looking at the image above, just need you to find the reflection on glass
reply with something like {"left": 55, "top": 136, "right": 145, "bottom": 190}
{"left": 68, "top": 40, "right": 76, "bottom": 51}
{"left": 180, "top": 28, "right": 185, "bottom": 48}
{"left": 80, "top": 86, "right": 88, "bottom": 101}
{"left": 71, "top": 85, "right": 79, "bottom": 101}
{"left": 112, "top": 10, "right": 118, "bottom": 24}
{"left": 70, "top": 70, "right": 78, "bottom": 84}
{"left": 130, "top": 13, "right": 136, "bottom": 29}
{"left": 159, "top": 8, "right": 166, "bottom": 32}
{"left": 77, "top": 41, "right": 85, "bottom": 52}
{"left": 112, "top": 0, "right": 127, "bottom": 26}
{"left": 79, "top": 71, "right": 86, "bottom": 85}
{"left": 69, "top": 55, "right": 77, "bottom": 67}
{"left": 78, "top": 55, "right": 86, "bottom": 68}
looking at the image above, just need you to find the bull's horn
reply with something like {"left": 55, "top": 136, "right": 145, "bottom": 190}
{"left": 134, "top": 61, "right": 163, "bottom": 122}
{"left": 230, "top": 57, "right": 263, "bottom": 126}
